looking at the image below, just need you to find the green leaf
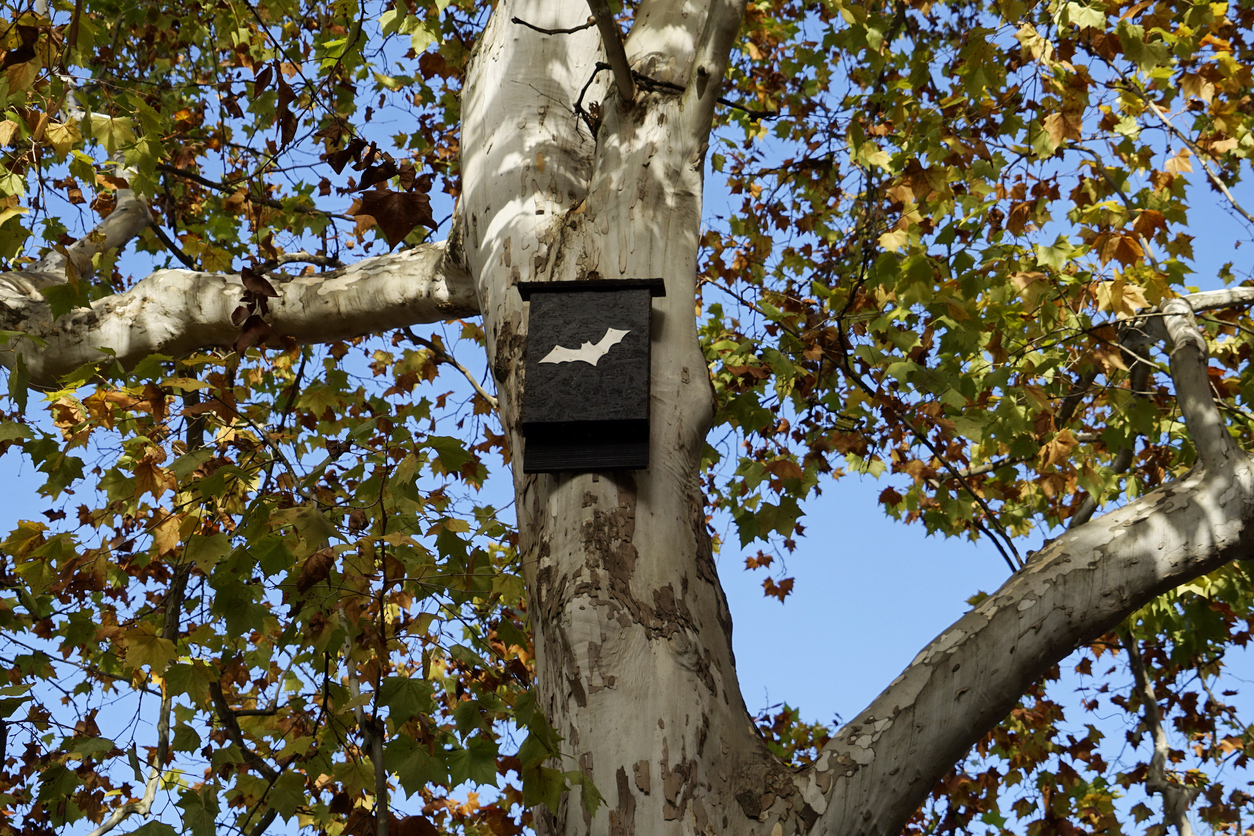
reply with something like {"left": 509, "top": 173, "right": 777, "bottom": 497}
{"left": 124, "top": 624, "right": 179, "bottom": 671}
{"left": 177, "top": 784, "right": 220, "bottom": 836}
{"left": 185, "top": 532, "right": 231, "bottom": 572}
{"left": 378, "top": 676, "right": 435, "bottom": 725}
{"left": 446, "top": 734, "right": 499, "bottom": 787}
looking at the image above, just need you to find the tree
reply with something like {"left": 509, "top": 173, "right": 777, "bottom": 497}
{"left": 2, "top": 0, "right": 1254, "bottom": 833}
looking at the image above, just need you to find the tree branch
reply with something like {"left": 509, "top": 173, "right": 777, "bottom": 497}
{"left": 1162, "top": 298, "right": 1240, "bottom": 469}
{"left": 156, "top": 163, "right": 356, "bottom": 222}
{"left": 402, "top": 328, "right": 498, "bottom": 410}
{"left": 687, "top": 0, "right": 751, "bottom": 131}
{"left": 586, "top": 0, "right": 635, "bottom": 102}
{"left": 85, "top": 561, "right": 187, "bottom": 836}
{"left": 1131, "top": 93, "right": 1254, "bottom": 232}
{"left": 0, "top": 240, "right": 479, "bottom": 387}
{"left": 797, "top": 453, "right": 1254, "bottom": 835}
{"left": 35, "top": 187, "right": 152, "bottom": 281}
{"left": 1124, "top": 631, "right": 1201, "bottom": 836}
{"left": 511, "top": 15, "right": 595, "bottom": 35}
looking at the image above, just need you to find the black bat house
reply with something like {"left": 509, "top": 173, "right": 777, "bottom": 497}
{"left": 520, "top": 279, "right": 666, "bottom": 472}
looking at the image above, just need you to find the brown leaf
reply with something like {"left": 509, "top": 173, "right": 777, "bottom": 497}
{"left": 1132, "top": 209, "right": 1167, "bottom": 242}
{"left": 763, "top": 576, "right": 795, "bottom": 602}
{"left": 1, "top": 25, "right": 38, "bottom": 69}
{"left": 765, "top": 459, "right": 804, "bottom": 481}
{"left": 253, "top": 64, "right": 273, "bottom": 92}
{"left": 326, "top": 147, "right": 355, "bottom": 174}
{"left": 295, "top": 549, "right": 335, "bottom": 594}
{"left": 393, "top": 815, "right": 440, "bottom": 836}
{"left": 1039, "top": 429, "right": 1079, "bottom": 470}
{"left": 359, "top": 161, "right": 400, "bottom": 190}
{"left": 279, "top": 110, "right": 297, "bottom": 148}
{"left": 240, "top": 267, "right": 279, "bottom": 297}
{"left": 350, "top": 189, "right": 437, "bottom": 249}
{"left": 96, "top": 174, "right": 130, "bottom": 191}
{"left": 231, "top": 305, "right": 250, "bottom": 326}
{"left": 181, "top": 398, "right": 234, "bottom": 420}
{"left": 143, "top": 382, "right": 167, "bottom": 423}
{"left": 232, "top": 314, "right": 277, "bottom": 354}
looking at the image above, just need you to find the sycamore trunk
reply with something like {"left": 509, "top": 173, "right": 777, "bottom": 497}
{"left": 459, "top": 3, "right": 775, "bottom": 834}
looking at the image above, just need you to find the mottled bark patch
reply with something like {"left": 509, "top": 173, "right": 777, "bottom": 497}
{"left": 609, "top": 766, "right": 636, "bottom": 836}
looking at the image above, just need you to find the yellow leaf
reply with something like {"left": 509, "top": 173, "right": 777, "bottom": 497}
{"left": 151, "top": 513, "right": 181, "bottom": 556}
{"left": 879, "top": 228, "right": 910, "bottom": 252}
{"left": 1164, "top": 147, "right": 1193, "bottom": 173}
{"left": 0, "top": 120, "right": 18, "bottom": 146}
{"left": 88, "top": 114, "right": 135, "bottom": 155}
{"left": 44, "top": 120, "right": 81, "bottom": 160}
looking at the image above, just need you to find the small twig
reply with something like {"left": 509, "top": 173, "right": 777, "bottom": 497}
{"left": 1122, "top": 82, "right": 1254, "bottom": 231}
{"left": 156, "top": 164, "right": 355, "bottom": 222}
{"left": 208, "top": 681, "right": 280, "bottom": 781}
{"left": 259, "top": 251, "right": 345, "bottom": 272}
{"left": 85, "top": 564, "right": 188, "bottom": 836}
{"left": 402, "top": 327, "right": 499, "bottom": 410}
{"left": 343, "top": 629, "right": 388, "bottom": 836}
{"left": 511, "top": 15, "right": 595, "bottom": 35}
{"left": 631, "top": 71, "right": 778, "bottom": 120}
{"left": 149, "top": 220, "right": 198, "bottom": 270}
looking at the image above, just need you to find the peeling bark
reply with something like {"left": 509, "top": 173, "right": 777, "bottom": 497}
{"left": 6, "top": 3, "right": 1254, "bottom": 836}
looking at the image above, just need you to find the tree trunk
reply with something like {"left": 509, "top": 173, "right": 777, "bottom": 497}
{"left": 460, "top": 3, "right": 772, "bottom": 834}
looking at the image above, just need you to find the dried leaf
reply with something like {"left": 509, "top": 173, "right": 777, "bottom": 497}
{"left": 253, "top": 64, "right": 274, "bottom": 92}
{"left": 240, "top": 267, "right": 279, "bottom": 297}
{"left": 350, "top": 188, "right": 437, "bottom": 249}
{"left": 359, "top": 161, "right": 400, "bottom": 190}
{"left": 232, "top": 314, "right": 277, "bottom": 354}
{"left": 295, "top": 548, "right": 335, "bottom": 594}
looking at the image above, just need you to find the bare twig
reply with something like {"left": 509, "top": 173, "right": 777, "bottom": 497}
{"left": 149, "top": 220, "right": 198, "bottom": 270}
{"left": 208, "top": 681, "right": 281, "bottom": 781}
{"left": 402, "top": 327, "right": 498, "bottom": 409}
{"left": 1125, "top": 86, "right": 1254, "bottom": 231}
{"left": 85, "top": 563, "right": 188, "bottom": 836}
{"left": 343, "top": 629, "right": 388, "bottom": 836}
{"left": 156, "top": 164, "right": 355, "bottom": 222}
{"left": 259, "top": 251, "right": 345, "bottom": 273}
{"left": 511, "top": 15, "right": 595, "bottom": 35}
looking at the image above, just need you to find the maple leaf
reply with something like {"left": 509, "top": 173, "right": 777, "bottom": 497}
{"left": 763, "top": 576, "right": 795, "bottom": 602}
{"left": 233, "top": 314, "right": 277, "bottom": 354}
{"left": 124, "top": 624, "right": 178, "bottom": 671}
{"left": 350, "top": 188, "right": 438, "bottom": 249}
{"left": 295, "top": 548, "right": 335, "bottom": 594}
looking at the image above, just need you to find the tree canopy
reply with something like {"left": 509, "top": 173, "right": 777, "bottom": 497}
{"left": 0, "top": 0, "right": 1253, "bottom": 834}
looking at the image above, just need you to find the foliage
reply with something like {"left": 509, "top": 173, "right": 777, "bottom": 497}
{"left": 0, "top": 0, "right": 1252, "bottom": 831}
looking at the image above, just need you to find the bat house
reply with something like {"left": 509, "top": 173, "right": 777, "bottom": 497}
{"left": 519, "top": 278, "right": 666, "bottom": 473}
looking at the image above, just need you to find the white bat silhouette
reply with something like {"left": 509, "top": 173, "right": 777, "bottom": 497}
{"left": 539, "top": 327, "right": 630, "bottom": 366}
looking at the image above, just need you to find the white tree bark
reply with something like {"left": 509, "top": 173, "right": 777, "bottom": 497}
{"left": 2, "top": 240, "right": 476, "bottom": 387}
{"left": 5, "top": 2, "right": 1254, "bottom": 836}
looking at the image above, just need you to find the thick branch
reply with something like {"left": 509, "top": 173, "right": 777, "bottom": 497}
{"left": 1162, "top": 298, "right": 1240, "bottom": 468}
{"left": 1, "top": 240, "right": 478, "bottom": 387}
{"left": 687, "top": 0, "right": 751, "bottom": 132}
{"left": 36, "top": 188, "right": 151, "bottom": 280}
{"left": 586, "top": 0, "right": 635, "bottom": 101}
{"left": 797, "top": 456, "right": 1254, "bottom": 836}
